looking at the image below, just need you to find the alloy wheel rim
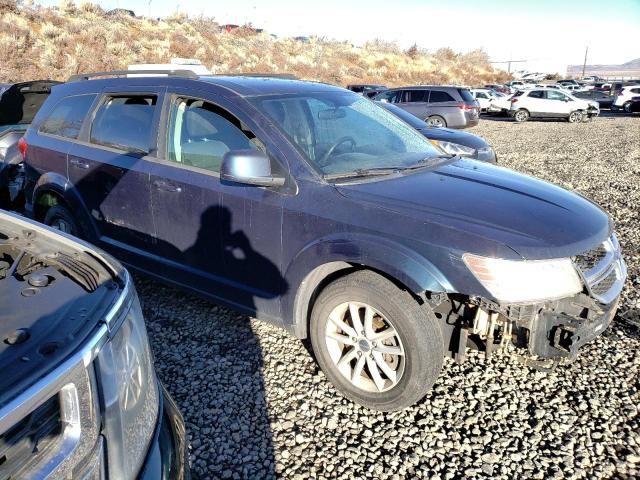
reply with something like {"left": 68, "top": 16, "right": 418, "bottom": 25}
{"left": 325, "top": 302, "right": 405, "bottom": 393}
{"left": 51, "top": 218, "right": 72, "bottom": 234}
{"left": 428, "top": 118, "right": 443, "bottom": 127}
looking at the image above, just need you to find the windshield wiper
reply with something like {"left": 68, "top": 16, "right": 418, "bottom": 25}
{"left": 323, "top": 155, "right": 457, "bottom": 181}
{"left": 323, "top": 167, "right": 406, "bottom": 180}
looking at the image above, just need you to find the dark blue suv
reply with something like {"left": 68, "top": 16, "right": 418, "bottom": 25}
{"left": 21, "top": 71, "right": 626, "bottom": 411}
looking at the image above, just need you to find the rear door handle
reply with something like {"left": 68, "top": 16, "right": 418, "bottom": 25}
{"left": 69, "top": 158, "right": 90, "bottom": 169}
{"left": 153, "top": 179, "right": 182, "bottom": 193}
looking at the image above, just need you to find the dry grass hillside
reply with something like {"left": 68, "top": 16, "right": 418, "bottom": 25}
{"left": 0, "top": 1, "right": 510, "bottom": 87}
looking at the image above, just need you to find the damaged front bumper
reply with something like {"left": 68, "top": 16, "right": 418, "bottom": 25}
{"left": 510, "top": 293, "right": 619, "bottom": 361}
{"left": 439, "top": 237, "right": 626, "bottom": 369}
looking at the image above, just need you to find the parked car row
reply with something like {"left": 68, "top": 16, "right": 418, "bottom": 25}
{"left": 0, "top": 80, "right": 60, "bottom": 210}
{"left": 0, "top": 70, "right": 628, "bottom": 477}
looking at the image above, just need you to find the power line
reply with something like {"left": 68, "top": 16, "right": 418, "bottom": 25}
{"left": 490, "top": 59, "right": 528, "bottom": 73}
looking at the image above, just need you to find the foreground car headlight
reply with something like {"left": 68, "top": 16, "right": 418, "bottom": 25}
{"left": 96, "top": 290, "right": 159, "bottom": 479}
{"left": 429, "top": 140, "right": 476, "bottom": 157}
{"left": 463, "top": 254, "right": 583, "bottom": 303}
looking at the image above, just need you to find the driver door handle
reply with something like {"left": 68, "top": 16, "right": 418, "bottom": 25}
{"left": 153, "top": 179, "right": 183, "bottom": 193}
{"left": 69, "top": 158, "right": 90, "bottom": 169}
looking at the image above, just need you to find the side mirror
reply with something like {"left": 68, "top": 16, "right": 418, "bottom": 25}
{"left": 220, "top": 149, "right": 285, "bottom": 187}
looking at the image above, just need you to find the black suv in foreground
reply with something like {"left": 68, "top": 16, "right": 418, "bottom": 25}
{"left": 0, "top": 210, "right": 188, "bottom": 479}
{"left": 20, "top": 71, "right": 626, "bottom": 411}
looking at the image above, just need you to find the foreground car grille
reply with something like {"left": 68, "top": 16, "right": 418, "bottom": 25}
{"left": 574, "top": 235, "right": 626, "bottom": 304}
{"left": 0, "top": 395, "right": 62, "bottom": 480}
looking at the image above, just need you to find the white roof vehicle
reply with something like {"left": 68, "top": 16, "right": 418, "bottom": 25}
{"left": 613, "top": 85, "right": 640, "bottom": 109}
{"left": 470, "top": 89, "right": 499, "bottom": 112}
{"left": 128, "top": 58, "right": 212, "bottom": 76}
{"left": 509, "top": 89, "right": 599, "bottom": 123}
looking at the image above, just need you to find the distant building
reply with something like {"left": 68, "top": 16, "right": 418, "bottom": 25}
{"left": 566, "top": 58, "right": 640, "bottom": 79}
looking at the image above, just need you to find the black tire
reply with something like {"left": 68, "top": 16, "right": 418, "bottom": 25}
{"left": 309, "top": 270, "right": 444, "bottom": 411}
{"left": 513, "top": 109, "right": 529, "bottom": 122}
{"left": 568, "top": 110, "right": 583, "bottom": 123}
{"left": 425, "top": 115, "right": 446, "bottom": 127}
{"left": 43, "top": 204, "right": 81, "bottom": 237}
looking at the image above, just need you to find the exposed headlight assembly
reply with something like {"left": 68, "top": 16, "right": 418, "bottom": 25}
{"left": 96, "top": 289, "right": 159, "bottom": 479}
{"left": 463, "top": 254, "right": 583, "bottom": 303}
{"left": 429, "top": 140, "right": 476, "bottom": 157}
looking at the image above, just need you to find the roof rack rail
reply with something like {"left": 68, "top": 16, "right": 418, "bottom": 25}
{"left": 68, "top": 69, "right": 200, "bottom": 82}
{"left": 231, "top": 73, "right": 298, "bottom": 79}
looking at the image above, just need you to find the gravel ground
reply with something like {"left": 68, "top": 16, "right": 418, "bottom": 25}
{"left": 139, "top": 113, "right": 640, "bottom": 480}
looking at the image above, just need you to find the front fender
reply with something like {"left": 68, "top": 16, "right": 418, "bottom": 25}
{"left": 32, "top": 173, "right": 99, "bottom": 242}
{"left": 283, "top": 233, "right": 455, "bottom": 336}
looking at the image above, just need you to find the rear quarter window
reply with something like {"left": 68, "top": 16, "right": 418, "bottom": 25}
{"left": 39, "top": 94, "right": 97, "bottom": 139}
{"left": 457, "top": 89, "right": 475, "bottom": 102}
{"left": 429, "top": 91, "right": 456, "bottom": 103}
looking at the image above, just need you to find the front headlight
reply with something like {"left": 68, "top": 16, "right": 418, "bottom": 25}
{"left": 463, "top": 254, "right": 583, "bottom": 303}
{"left": 429, "top": 139, "right": 476, "bottom": 157}
{"left": 96, "top": 290, "right": 159, "bottom": 479}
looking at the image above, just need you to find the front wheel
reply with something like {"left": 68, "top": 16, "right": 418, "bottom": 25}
{"left": 310, "top": 270, "right": 444, "bottom": 411}
{"left": 568, "top": 110, "right": 583, "bottom": 123}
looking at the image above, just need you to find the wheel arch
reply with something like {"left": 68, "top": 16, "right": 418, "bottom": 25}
{"left": 32, "top": 173, "right": 98, "bottom": 241}
{"left": 284, "top": 234, "right": 454, "bottom": 339}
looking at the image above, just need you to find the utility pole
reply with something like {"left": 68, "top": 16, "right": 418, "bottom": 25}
{"left": 582, "top": 46, "right": 589, "bottom": 78}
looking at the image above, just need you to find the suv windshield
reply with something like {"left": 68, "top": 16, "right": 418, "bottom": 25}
{"left": 251, "top": 92, "right": 442, "bottom": 177}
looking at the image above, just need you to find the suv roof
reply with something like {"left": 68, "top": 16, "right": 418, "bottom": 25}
{"left": 62, "top": 72, "right": 343, "bottom": 97}
{"left": 386, "top": 85, "right": 469, "bottom": 90}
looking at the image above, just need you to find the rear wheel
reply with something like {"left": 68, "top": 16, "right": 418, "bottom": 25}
{"left": 309, "top": 270, "right": 444, "bottom": 411}
{"left": 623, "top": 101, "right": 633, "bottom": 113}
{"left": 43, "top": 204, "right": 80, "bottom": 237}
{"left": 568, "top": 110, "right": 583, "bottom": 123}
{"left": 425, "top": 115, "right": 446, "bottom": 127}
{"left": 513, "top": 109, "right": 529, "bottom": 122}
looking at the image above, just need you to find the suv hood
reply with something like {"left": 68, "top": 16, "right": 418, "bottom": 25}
{"left": 336, "top": 159, "right": 610, "bottom": 259}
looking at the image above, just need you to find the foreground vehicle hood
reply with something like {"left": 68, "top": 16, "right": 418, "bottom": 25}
{"left": 336, "top": 159, "right": 610, "bottom": 259}
{"left": 417, "top": 127, "right": 488, "bottom": 150}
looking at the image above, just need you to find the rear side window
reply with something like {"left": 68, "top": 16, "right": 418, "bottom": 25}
{"left": 90, "top": 95, "right": 156, "bottom": 153}
{"left": 429, "top": 91, "right": 456, "bottom": 103}
{"left": 39, "top": 94, "right": 96, "bottom": 139}
{"left": 528, "top": 91, "right": 545, "bottom": 99}
{"left": 457, "top": 89, "right": 475, "bottom": 102}
{"left": 403, "top": 90, "right": 428, "bottom": 102}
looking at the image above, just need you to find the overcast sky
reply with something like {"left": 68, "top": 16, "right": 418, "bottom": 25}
{"left": 37, "top": 0, "right": 640, "bottom": 74}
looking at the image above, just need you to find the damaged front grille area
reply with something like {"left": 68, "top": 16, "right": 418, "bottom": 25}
{"left": 0, "top": 395, "right": 62, "bottom": 480}
{"left": 573, "top": 235, "right": 626, "bottom": 305}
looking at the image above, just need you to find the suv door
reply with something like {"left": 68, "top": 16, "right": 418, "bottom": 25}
{"left": 151, "top": 89, "right": 288, "bottom": 319}
{"left": 544, "top": 90, "right": 572, "bottom": 116}
{"left": 427, "top": 88, "right": 460, "bottom": 120}
{"left": 524, "top": 90, "right": 546, "bottom": 116}
{"left": 67, "top": 87, "right": 164, "bottom": 258}
{"left": 396, "top": 89, "right": 429, "bottom": 119}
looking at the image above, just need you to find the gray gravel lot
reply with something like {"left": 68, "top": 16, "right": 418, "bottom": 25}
{"left": 139, "top": 113, "right": 640, "bottom": 480}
